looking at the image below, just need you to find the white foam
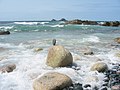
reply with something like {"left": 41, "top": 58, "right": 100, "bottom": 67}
{"left": 14, "top": 22, "right": 38, "bottom": 25}
{"left": 82, "top": 36, "right": 100, "bottom": 43}
{"left": 0, "top": 26, "right": 13, "bottom": 29}
{"left": 39, "top": 22, "right": 49, "bottom": 25}
{"left": 51, "top": 24, "right": 64, "bottom": 27}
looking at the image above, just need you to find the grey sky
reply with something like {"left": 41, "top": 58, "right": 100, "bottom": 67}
{"left": 0, "top": 0, "right": 120, "bottom": 21}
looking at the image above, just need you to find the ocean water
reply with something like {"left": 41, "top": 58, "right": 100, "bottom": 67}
{"left": 0, "top": 21, "right": 120, "bottom": 90}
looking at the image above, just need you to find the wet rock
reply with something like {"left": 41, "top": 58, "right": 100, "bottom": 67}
{"left": 0, "top": 64, "right": 16, "bottom": 73}
{"left": 100, "top": 21, "right": 120, "bottom": 27}
{"left": 114, "top": 37, "right": 120, "bottom": 44}
{"left": 83, "top": 84, "right": 91, "bottom": 88}
{"left": 91, "top": 62, "right": 108, "bottom": 72}
{"left": 46, "top": 45, "right": 73, "bottom": 68}
{"left": 34, "top": 48, "right": 43, "bottom": 52}
{"left": 33, "top": 72, "right": 72, "bottom": 90}
{"left": 0, "top": 31, "right": 10, "bottom": 35}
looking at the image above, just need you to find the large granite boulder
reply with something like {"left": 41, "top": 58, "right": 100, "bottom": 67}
{"left": 114, "top": 37, "right": 120, "bottom": 44}
{"left": 46, "top": 45, "right": 73, "bottom": 68}
{"left": 90, "top": 62, "right": 108, "bottom": 72}
{"left": 82, "top": 20, "right": 98, "bottom": 25}
{"left": 59, "top": 18, "right": 67, "bottom": 21}
{"left": 0, "top": 64, "right": 16, "bottom": 73}
{"left": 33, "top": 72, "right": 72, "bottom": 90}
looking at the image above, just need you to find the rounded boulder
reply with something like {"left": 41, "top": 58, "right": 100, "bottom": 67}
{"left": 33, "top": 72, "right": 72, "bottom": 90}
{"left": 90, "top": 62, "right": 108, "bottom": 72}
{"left": 46, "top": 45, "right": 73, "bottom": 68}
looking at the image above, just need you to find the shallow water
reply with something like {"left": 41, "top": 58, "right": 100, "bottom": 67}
{"left": 0, "top": 21, "right": 120, "bottom": 90}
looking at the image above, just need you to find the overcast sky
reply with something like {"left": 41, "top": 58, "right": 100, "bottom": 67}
{"left": 0, "top": 0, "right": 120, "bottom": 21}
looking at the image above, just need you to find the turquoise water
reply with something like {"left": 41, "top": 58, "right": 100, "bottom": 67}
{"left": 0, "top": 21, "right": 120, "bottom": 90}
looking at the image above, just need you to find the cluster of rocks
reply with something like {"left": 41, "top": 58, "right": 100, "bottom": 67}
{"left": 100, "top": 21, "right": 120, "bottom": 27}
{"left": 65, "top": 19, "right": 98, "bottom": 25}
{"left": 32, "top": 38, "right": 120, "bottom": 90}
{"left": 102, "top": 63, "right": 120, "bottom": 90}
{"left": 65, "top": 19, "right": 120, "bottom": 27}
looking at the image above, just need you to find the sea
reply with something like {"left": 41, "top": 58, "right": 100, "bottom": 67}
{"left": 0, "top": 21, "right": 120, "bottom": 90}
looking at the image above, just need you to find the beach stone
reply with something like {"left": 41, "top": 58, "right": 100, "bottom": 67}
{"left": 114, "top": 37, "right": 120, "bottom": 44}
{"left": 111, "top": 85, "right": 120, "bottom": 90}
{"left": 0, "top": 64, "right": 16, "bottom": 73}
{"left": 34, "top": 48, "right": 43, "bottom": 52}
{"left": 90, "top": 62, "right": 108, "bottom": 72}
{"left": 33, "top": 72, "right": 72, "bottom": 90}
{"left": 46, "top": 45, "right": 73, "bottom": 68}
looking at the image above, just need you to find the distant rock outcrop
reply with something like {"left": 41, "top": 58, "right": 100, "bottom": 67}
{"left": 100, "top": 21, "right": 120, "bottom": 27}
{"left": 33, "top": 72, "right": 72, "bottom": 90}
{"left": 65, "top": 19, "right": 120, "bottom": 27}
{"left": 46, "top": 45, "right": 73, "bottom": 68}
{"left": 51, "top": 19, "right": 56, "bottom": 22}
{"left": 59, "top": 18, "right": 67, "bottom": 21}
{"left": 65, "top": 19, "right": 98, "bottom": 25}
{"left": 0, "top": 31, "right": 10, "bottom": 35}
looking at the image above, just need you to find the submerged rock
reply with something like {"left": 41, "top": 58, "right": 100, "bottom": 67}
{"left": 33, "top": 72, "right": 72, "bottom": 90}
{"left": 34, "top": 48, "right": 43, "bottom": 52}
{"left": 46, "top": 45, "right": 73, "bottom": 68}
{"left": 0, "top": 31, "right": 10, "bottom": 35}
{"left": 0, "top": 64, "right": 16, "bottom": 73}
{"left": 90, "top": 62, "right": 108, "bottom": 72}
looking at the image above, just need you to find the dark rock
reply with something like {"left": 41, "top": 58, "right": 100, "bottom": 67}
{"left": 73, "top": 83, "right": 83, "bottom": 90}
{"left": 83, "top": 84, "right": 91, "bottom": 88}
{"left": 51, "top": 19, "right": 56, "bottom": 21}
{"left": 65, "top": 19, "right": 82, "bottom": 24}
{"left": 0, "top": 64, "right": 16, "bottom": 73}
{"left": 100, "top": 21, "right": 120, "bottom": 27}
{"left": 59, "top": 18, "right": 67, "bottom": 21}
{"left": 0, "top": 31, "right": 10, "bottom": 35}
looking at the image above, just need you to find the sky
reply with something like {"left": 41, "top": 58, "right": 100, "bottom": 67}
{"left": 0, "top": 0, "right": 120, "bottom": 21}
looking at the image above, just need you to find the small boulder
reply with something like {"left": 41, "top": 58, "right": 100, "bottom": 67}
{"left": 46, "top": 45, "right": 73, "bottom": 68}
{"left": 33, "top": 72, "right": 72, "bottom": 90}
{"left": 34, "top": 48, "right": 43, "bottom": 52}
{"left": 0, "top": 31, "right": 10, "bottom": 35}
{"left": 90, "top": 62, "right": 108, "bottom": 72}
{"left": 114, "top": 37, "right": 120, "bottom": 44}
{"left": 0, "top": 64, "right": 16, "bottom": 73}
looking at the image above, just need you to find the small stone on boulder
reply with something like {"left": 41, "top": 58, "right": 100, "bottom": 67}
{"left": 33, "top": 72, "right": 72, "bottom": 90}
{"left": 46, "top": 45, "right": 73, "bottom": 68}
{"left": 90, "top": 62, "right": 108, "bottom": 72}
